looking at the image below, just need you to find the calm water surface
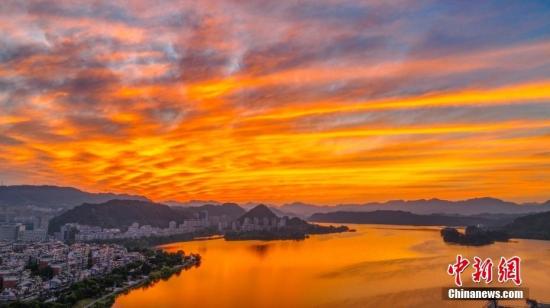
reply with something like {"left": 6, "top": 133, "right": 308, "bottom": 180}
{"left": 114, "top": 225, "right": 550, "bottom": 308}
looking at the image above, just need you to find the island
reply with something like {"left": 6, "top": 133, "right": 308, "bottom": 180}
{"left": 223, "top": 205, "right": 350, "bottom": 241}
{"left": 440, "top": 226, "right": 509, "bottom": 246}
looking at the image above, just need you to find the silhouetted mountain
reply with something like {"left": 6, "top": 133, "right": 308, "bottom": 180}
{"left": 309, "top": 210, "right": 516, "bottom": 227}
{"left": 48, "top": 199, "right": 190, "bottom": 233}
{"left": 0, "top": 185, "right": 149, "bottom": 209}
{"left": 282, "top": 198, "right": 550, "bottom": 216}
{"left": 173, "top": 203, "right": 245, "bottom": 220}
{"left": 239, "top": 202, "right": 275, "bottom": 211}
{"left": 505, "top": 211, "right": 550, "bottom": 240}
{"left": 236, "top": 204, "right": 278, "bottom": 223}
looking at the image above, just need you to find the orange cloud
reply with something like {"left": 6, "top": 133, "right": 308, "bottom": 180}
{"left": 1, "top": 0, "right": 549, "bottom": 203}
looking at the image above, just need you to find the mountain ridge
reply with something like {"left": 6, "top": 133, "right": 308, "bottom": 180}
{"left": 2, "top": 185, "right": 549, "bottom": 216}
{"left": 0, "top": 185, "right": 149, "bottom": 209}
{"left": 280, "top": 198, "right": 550, "bottom": 216}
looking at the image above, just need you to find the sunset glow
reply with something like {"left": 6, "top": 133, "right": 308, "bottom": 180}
{"left": 1, "top": 1, "right": 549, "bottom": 203}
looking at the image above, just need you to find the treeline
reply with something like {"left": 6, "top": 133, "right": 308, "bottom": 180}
{"left": 224, "top": 223, "right": 349, "bottom": 241}
{"left": 225, "top": 230, "right": 308, "bottom": 241}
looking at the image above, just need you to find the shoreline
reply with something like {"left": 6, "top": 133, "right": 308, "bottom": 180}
{"left": 81, "top": 260, "right": 197, "bottom": 308}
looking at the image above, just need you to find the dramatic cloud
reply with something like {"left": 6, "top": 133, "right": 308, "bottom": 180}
{"left": 1, "top": 0, "right": 549, "bottom": 203}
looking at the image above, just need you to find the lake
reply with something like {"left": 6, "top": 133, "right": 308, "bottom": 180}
{"left": 113, "top": 225, "right": 550, "bottom": 307}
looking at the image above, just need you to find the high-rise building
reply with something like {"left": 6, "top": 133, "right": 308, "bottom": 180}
{"left": 0, "top": 223, "right": 25, "bottom": 242}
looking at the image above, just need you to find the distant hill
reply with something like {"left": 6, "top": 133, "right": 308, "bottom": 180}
{"left": 309, "top": 210, "right": 517, "bottom": 227}
{"left": 0, "top": 185, "right": 149, "bottom": 209}
{"left": 282, "top": 198, "right": 550, "bottom": 216}
{"left": 48, "top": 199, "right": 190, "bottom": 233}
{"left": 505, "top": 211, "right": 550, "bottom": 240}
{"left": 167, "top": 201, "right": 282, "bottom": 218}
{"left": 164, "top": 200, "right": 221, "bottom": 207}
{"left": 268, "top": 206, "right": 296, "bottom": 217}
{"left": 173, "top": 203, "right": 246, "bottom": 220}
{"left": 132, "top": 197, "right": 550, "bottom": 217}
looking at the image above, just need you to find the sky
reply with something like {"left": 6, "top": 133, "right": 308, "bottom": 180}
{"left": 0, "top": 0, "right": 549, "bottom": 204}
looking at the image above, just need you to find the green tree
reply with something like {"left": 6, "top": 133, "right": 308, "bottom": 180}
{"left": 39, "top": 266, "right": 54, "bottom": 280}
{"left": 87, "top": 250, "right": 94, "bottom": 269}
{"left": 141, "top": 263, "right": 152, "bottom": 275}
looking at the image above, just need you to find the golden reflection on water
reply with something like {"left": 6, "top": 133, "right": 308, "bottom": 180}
{"left": 114, "top": 225, "right": 550, "bottom": 308}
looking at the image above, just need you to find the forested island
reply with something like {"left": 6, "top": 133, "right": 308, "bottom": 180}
{"left": 440, "top": 226, "right": 509, "bottom": 246}
{"left": 224, "top": 205, "right": 350, "bottom": 241}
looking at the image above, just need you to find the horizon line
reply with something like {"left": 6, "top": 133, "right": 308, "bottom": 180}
{"left": 1, "top": 183, "right": 549, "bottom": 206}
